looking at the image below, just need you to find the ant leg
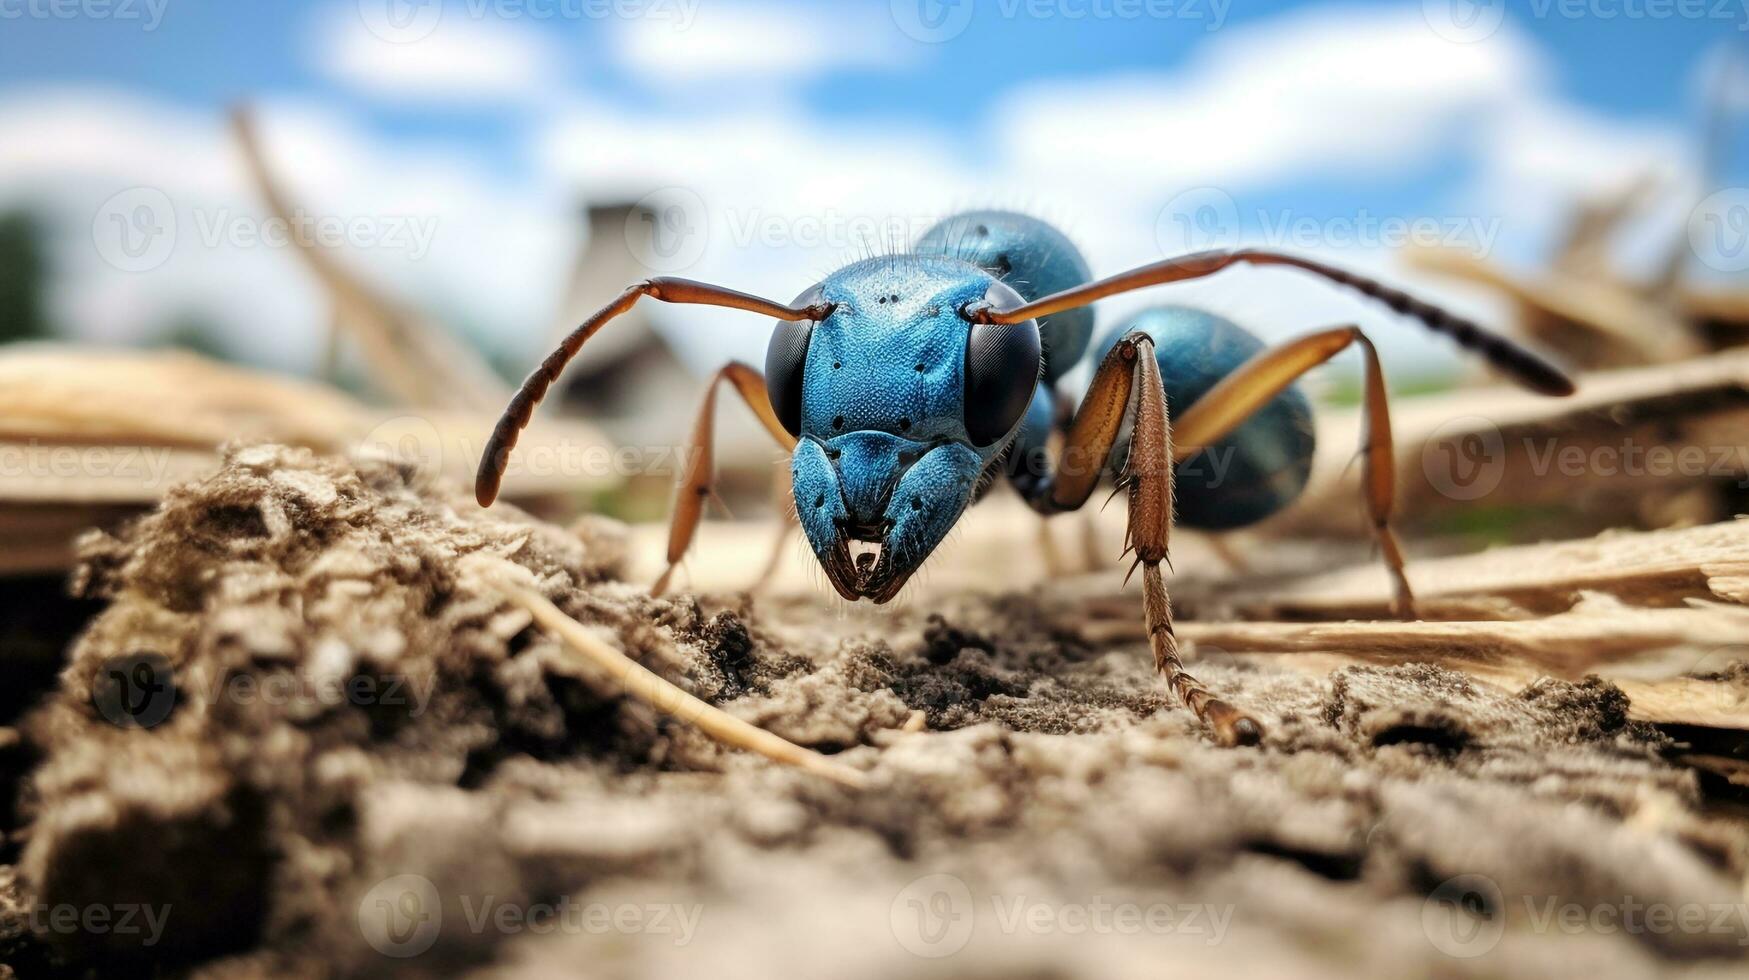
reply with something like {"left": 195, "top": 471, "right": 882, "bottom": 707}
{"left": 1077, "top": 511, "right": 1102, "bottom": 574}
{"left": 652, "top": 362, "right": 797, "bottom": 596}
{"left": 1203, "top": 533, "right": 1252, "bottom": 575}
{"left": 1042, "top": 388, "right": 1098, "bottom": 576}
{"left": 750, "top": 521, "right": 796, "bottom": 593}
{"left": 477, "top": 278, "right": 831, "bottom": 507}
{"left": 1016, "top": 335, "right": 1262, "bottom": 746}
{"left": 1023, "top": 397, "right": 1098, "bottom": 577}
{"left": 1125, "top": 337, "right": 1264, "bottom": 747}
{"left": 749, "top": 466, "right": 798, "bottom": 593}
{"left": 1035, "top": 517, "right": 1069, "bottom": 576}
{"left": 1171, "top": 325, "right": 1415, "bottom": 619}
{"left": 968, "top": 248, "right": 1573, "bottom": 397}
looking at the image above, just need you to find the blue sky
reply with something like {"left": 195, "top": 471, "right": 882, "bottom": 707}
{"left": 0, "top": 0, "right": 1743, "bottom": 378}
{"left": 2, "top": 1, "right": 1734, "bottom": 122}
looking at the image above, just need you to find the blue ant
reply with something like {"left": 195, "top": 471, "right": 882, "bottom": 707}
{"left": 477, "top": 210, "right": 1575, "bottom": 745}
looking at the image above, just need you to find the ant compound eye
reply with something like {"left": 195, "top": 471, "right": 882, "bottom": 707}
{"left": 765, "top": 284, "right": 824, "bottom": 437}
{"left": 963, "top": 280, "right": 1040, "bottom": 446}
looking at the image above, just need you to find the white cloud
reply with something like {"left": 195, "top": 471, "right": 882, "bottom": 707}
{"left": 528, "top": 94, "right": 1461, "bottom": 381}
{"left": 535, "top": 9, "right": 1575, "bottom": 377}
{"left": 0, "top": 3, "right": 1705, "bottom": 396}
{"left": 0, "top": 89, "right": 231, "bottom": 191}
{"left": 310, "top": 2, "right": 558, "bottom": 104}
{"left": 0, "top": 88, "right": 570, "bottom": 371}
{"left": 1459, "top": 97, "right": 1692, "bottom": 272}
{"left": 1478, "top": 102, "right": 1689, "bottom": 202}
{"left": 1692, "top": 40, "right": 1749, "bottom": 113}
{"left": 991, "top": 7, "right": 1544, "bottom": 191}
{"left": 612, "top": 2, "right": 907, "bottom": 87}
{"left": 532, "top": 95, "right": 990, "bottom": 369}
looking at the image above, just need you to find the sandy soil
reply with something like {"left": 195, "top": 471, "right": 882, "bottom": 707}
{"left": 3, "top": 444, "right": 1748, "bottom": 979}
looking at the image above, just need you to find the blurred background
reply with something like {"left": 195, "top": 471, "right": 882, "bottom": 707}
{"left": 0, "top": 0, "right": 1746, "bottom": 557}
{"left": 8, "top": 11, "right": 1749, "bottom": 973}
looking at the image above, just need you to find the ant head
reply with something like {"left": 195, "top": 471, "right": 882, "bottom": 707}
{"left": 765, "top": 255, "right": 1040, "bottom": 602}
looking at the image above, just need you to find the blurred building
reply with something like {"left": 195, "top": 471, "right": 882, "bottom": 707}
{"left": 553, "top": 203, "right": 784, "bottom": 514}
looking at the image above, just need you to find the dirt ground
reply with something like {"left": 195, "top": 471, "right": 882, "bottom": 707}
{"left": 3, "top": 444, "right": 1749, "bottom": 979}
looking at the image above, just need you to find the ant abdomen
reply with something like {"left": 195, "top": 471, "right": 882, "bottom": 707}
{"left": 1097, "top": 306, "right": 1316, "bottom": 530}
